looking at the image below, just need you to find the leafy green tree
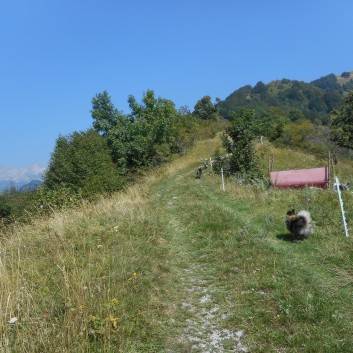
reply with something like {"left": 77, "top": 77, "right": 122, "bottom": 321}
{"left": 44, "top": 129, "right": 124, "bottom": 198}
{"left": 311, "top": 73, "right": 340, "bottom": 90}
{"left": 92, "top": 89, "right": 194, "bottom": 173}
{"left": 193, "top": 96, "right": 217, "bottom": 120}
{"left": 253, "top": 112, "right": 285, "bottom": 142}
{"left": 127, "top": 90, "right": 180, "bottom": 166}
{"left": 91, "top": 90, "right": 134, "bottom": 173}
{"left": 91, "top": 90, "right": 121, "bottom": 136}
{"left": 330, "top": 90, "right": 353, "bottom": 149}
{"left": 252, "top": 81, "right": 267, "bottom": 95}
{"left": 220, "top": 109, "right": 262, "bottom": 177}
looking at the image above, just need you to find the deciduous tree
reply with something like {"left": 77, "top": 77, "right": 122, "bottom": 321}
{"left": 193, "top": 96, "right": 217, "bottom": 120}
{"left": 44, "top": 129, "right": 123, "bottom": 197}
{"left": 330, "top": 91, "right": 353, "bottom": 149}
{"left": 219, "top": 109, "right": 263, "bottom": 178}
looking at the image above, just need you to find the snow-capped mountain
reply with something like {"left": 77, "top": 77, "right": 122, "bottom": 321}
{"left": 0, "top": 164, "right": 46, "bottom": 192}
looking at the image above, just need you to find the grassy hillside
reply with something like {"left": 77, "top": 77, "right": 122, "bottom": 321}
{"left": 1, "top": 136, "right": 353, "bottom": 352}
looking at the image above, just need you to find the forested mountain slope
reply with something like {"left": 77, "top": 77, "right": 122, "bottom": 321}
{"left": 218, "top": 71, "right": 353, "bottom": 124}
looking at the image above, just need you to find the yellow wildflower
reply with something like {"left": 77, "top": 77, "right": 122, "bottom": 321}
{"left": 108, "top": 315, "right": 119, "bottom": 331}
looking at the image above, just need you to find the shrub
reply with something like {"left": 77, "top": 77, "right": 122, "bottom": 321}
{"left": 220, "top": 110, "right": 264, "bottom": 180}
{"left": 44, "top": 129, "right": 125, "bottom": 198}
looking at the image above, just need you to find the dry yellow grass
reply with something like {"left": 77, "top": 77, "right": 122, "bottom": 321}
{"left": 336, "top": 71, "right": 353, "bottom": 84}
{"left": 0, "top": 135, "right": 222, "bottom": 352}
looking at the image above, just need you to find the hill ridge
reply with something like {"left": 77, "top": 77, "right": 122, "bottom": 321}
{"left": 218, "top": 70, "right": 353, "bottom": 124}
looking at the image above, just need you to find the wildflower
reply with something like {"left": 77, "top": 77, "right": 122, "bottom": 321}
{"left": 128, "top": 272, "right": 138, "bottom": 283}
{"left": 111, "top": 298, "right": 119, "bottom": 305}
{"left": 108, "top": 315, "right": 119, "bottom": 331}
{"left": 106, "top": 298, "right": 120, "bottom": 309}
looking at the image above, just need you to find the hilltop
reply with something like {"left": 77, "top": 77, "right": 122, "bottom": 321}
{"left": 1, "top": 134, "right": 353, "bottom": 352}
{"left": 335, "top": 70, "right": 353, "bottom": 84}
{"left": 218, "top": 71, "right": 353, "bottom": 124}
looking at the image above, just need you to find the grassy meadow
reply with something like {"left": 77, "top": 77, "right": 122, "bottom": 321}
{"left": 1, "top": 135, "right": 353, "bottom": 352}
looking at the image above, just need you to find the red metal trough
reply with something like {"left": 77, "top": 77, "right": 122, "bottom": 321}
{"left": 270, "top": 167, "right": 329, "bottom": 189}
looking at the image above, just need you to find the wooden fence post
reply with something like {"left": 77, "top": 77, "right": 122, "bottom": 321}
{"left": 221, "top": 168, "right": 225, "bottom": 192}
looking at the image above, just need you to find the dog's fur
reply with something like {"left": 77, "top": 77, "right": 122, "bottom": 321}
{"left": 286, "top": 209, "right": 314, "bottom": 240}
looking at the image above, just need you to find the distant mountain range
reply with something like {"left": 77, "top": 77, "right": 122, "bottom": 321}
{"left": 19, "top": 179, "right": 44, "bottom": 192}
{"left": 0, "top": 164, "right": 46, "bottom": 193}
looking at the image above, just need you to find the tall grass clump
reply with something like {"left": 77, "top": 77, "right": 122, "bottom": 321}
{"left": 0, "top": 182, "right": 170, "bottom": 352}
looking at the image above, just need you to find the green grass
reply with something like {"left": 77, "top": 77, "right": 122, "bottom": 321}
{"left": 1, "top": 137, "right": 353, "bottom": 352}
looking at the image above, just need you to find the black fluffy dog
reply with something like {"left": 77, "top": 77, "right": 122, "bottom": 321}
{"left": 286, "top": 209, "right": 314, "bottom": 240}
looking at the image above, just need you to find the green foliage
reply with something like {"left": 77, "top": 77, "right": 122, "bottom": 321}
{"left": 252, "top": 81, "right": 267, "bottom": 95}
{"left": 330, "top": 90, "right": 353, "bottom": 150}
{"left": 0, "top": 189, "right": 39, "bottom": 224}
{"left": 311, "top": 73, "right": 340, "bottom": 90}
{"left": 44, "top": 129, "right": 124, "bottom": 198}
{"left": 3, "top": 135, "right": 353, "bottom": 351}
{"left": 324, "top": 89, "right": 342, "bottom": 111}
{"left": 0, "top": 194, "right": 13, "bottom": 223}
{"left": 92, "top": 89, "right": 196, "bottom": 173}
{"left": 214, "top": 110, "right": 264, "bottom": 179}
{"left": 91, "top": 90, "right": 124, "bottom": 136}
{"left": 34, "top": 184, "right": 83, "bottom": 214}
{"left": 218, "top": 85, "right": 252, "bottom": 118}
{"left": 217, "top": 73, "right": 353, "bottom": 124}
{"left": 127, "top": 90, "right": 180, "bottom": 166}
{"left": 252, "top": 112, "right": 285, "bottom": 142}
{"left": 193, "top": 95, "right": 218, "bottom": 120}
{"left": 275, "top": 119, "right": 315, "bottom": 148}
{"left": 298, "top": 125, "right": 335, "bottom": 157}
{"left": 288, "top": 109, "right": 305, "bottom": 122}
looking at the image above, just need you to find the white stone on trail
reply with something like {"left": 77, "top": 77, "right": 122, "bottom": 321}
{"left": 235, "top": 330, "right": 245, "bottom": 339}
{"left": 200, "top": 294, "right": 212, "bottom": 304}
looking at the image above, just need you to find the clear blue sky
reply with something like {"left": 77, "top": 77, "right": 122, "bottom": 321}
{"left": 1, "top": 0, "right": 353, "bottom": 168}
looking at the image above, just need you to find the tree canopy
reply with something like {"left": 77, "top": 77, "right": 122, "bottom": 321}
{"left": 217, "top": 74, "right": 353, "bottom": 125}
{"left": 44, "top": 129, "right": 124, "bottom": 197}
{"left": 217, "top": 109, "right": 263, "bottom": 178}
{"left": 193, "top": 95, "right": 218, "bottom": 120}
{"left": 91, "top": 89, "right": 195, "bottom": 174}
{"left": 330, "top": 90, "right": 353, "bottom": 150}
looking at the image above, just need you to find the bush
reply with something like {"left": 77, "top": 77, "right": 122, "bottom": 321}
{"left": 45, "top": 129, "right": 125, "bottom": 198}
{"left": 221, "top": 110, "right": 264, "bottom": 179}
{"left": 34, "top": 185, "right": 83, "bottom": 214}
{"left": 0, "top": 195, "right": 12, "bottom": 223}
